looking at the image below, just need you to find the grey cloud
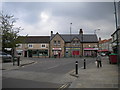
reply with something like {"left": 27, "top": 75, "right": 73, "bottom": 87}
{"left": 3, "top": 2, "right": 114, "bottom": 23}
{"left": 2, "top": 2, "right": 116, "bottom": 39}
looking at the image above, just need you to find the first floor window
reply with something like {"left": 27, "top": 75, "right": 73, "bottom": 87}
{"left": 28, "top": 44, "right": 33, "bottom": 48}
{"left": 41, "top": 44, "right": 46, "bottom": 48}
{"left": 54, "top": 41, "right": 57, "bottom": 45}
{"left": 58, "top": 41, "right": 60, "bottom": 45}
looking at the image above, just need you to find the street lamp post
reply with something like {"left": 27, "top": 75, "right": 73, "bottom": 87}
{"left": 82, "top": 32, "right": 83, "bottom": 57}
{"left": 94, "top": 29, "right": 100, "bottom": 55}
{"left": 114, "top": 1, "right": 118, "bottom": 30}
{"left": 114, "top": 1, "right": 120, "bottom": 66}
{"left": 70, "top": 23, "right": 72, "bottom": 57}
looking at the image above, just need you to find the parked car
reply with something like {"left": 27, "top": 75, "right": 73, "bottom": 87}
{"left": 0, "top": 52, "right": 12, "bottom": 62}
{"left": 101, "top": 53, "right": 106, "bottom": 56}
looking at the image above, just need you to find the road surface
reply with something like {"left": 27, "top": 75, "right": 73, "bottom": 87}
{"left": 2, "top": 57, "right": 96, "bottom": 88}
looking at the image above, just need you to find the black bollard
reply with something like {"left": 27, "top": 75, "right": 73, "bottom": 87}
{"left": 84, "top": 59, "right": 86, "bottom": 69}
{"left": 75, "top": 61, "right": 78, "bottom": 74}
{"left": 17, "top": 57, "right": 20, "bottom": 66}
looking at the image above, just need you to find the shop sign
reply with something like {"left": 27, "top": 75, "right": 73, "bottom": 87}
{"left": 39, "top": 49, "right": 48, "bottom": 52}
{"left": 73, "top": 48, "right": 80, "bottom": 50}
{"left": 66, "top": 47, "right": 80, "bottom": 50}
{"left": 66, "top": 48, "right": 70, "bottom": 50}
{"left": 94, "top": 48, "right": 99, "bottom": 50}
{"left": 84, "top": 48, "right": 98, "bottom": 50}
{"left": 52, "top": 48, "right": 61, "bottom": 50}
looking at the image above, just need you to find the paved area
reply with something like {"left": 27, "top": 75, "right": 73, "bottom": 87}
{"left": 69, "top": 56, "right": 118, "bottom": 88}
{"left": 1, "top": 57, "right": 35, "bottom": 70}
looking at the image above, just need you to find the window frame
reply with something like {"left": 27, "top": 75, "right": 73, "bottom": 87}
{"left": 54, "top": 40, "right": 57, "bottom": 46}
{"left": 41, "top": 44, "right": 46, "bottom": 48}
{"left": 28, "top": 44, "right": 33, "bottom": 48}
{"left": 58, "top": 40, "right": 61, "bottom": 45}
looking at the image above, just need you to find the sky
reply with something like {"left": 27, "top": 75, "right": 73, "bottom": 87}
{"left": 1, "top": 1, "right": 120, "bottom": 40}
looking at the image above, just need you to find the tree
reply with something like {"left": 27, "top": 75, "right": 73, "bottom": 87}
{"left": 0, "top": 13, "right": 23, "bottom": 56}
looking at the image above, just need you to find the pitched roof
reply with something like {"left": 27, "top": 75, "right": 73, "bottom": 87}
{"left": 99, "top": 38, "right": 112, "bottom": 44}
{"left": 83, "top": 34, "right": 98, "bottom": 42}
{"left": 51, "top": 34, "right": 98, "bottom": 43}
{"left": 20, "top": 36, "right": 50, "bottom": 43}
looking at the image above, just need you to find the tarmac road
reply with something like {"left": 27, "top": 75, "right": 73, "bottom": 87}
{"left": 2, "top": 57, "right": 96, "bottom": 88}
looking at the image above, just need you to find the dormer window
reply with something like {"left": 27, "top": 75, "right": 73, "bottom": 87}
{"left": 72, "top": 40, "right": 79, "bottom": 45}
{"left": 76, "top": 41, "right": 79, "bottom": 45}
{"left": 72, "top": 41, "right": 75, "bottom": 45}
{"left": 54, "top": 41, "right": 57, "bottom": 46}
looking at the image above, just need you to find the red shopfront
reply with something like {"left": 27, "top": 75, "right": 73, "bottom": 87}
{"left": 72, "top": 51, "right": 80, "bottom": 55}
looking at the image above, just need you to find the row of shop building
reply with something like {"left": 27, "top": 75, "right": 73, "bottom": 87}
{"left": 16, "top": 29, "right": 99, "bottom": 58}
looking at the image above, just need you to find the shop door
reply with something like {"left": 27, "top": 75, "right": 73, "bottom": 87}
{"left": 72, "top": 51, "right": 80, "bottom": 55}
{"left": 28, "top": 50, "right": 32, "bottom": 57}
{"left": 65, "top": 51, "right": 69, "bottom": 57}
{"left": 24, "top": 51, "right": 27, "bottom": 57}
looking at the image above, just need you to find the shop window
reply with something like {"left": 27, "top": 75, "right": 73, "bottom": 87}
{"left": 18, "top": 52, "right": 22, "bottom": 55}
{"left": 41, "top": 44, "right": 46, "bottom": 48}
{"left": 58, "top": 41, "right": 60, "bottom": 45}
{"left": 44, "top": 51, "right": 48, "bottom": 56}
{"left": 39, "top": 50, "right": 48, "bottom": 56}
{"left": 32, "top": 51, "right": 37, "bottom": 54}
{"left": 53, "top": 51, "right": 58, "bottom": 55}
{"left": 17, "top": 51, "right": 23, "bottom": 56}
{"left": 28, "top": 44, "right": 33, "bottom": 48}
{"left": 32, "top": 50, "right": 38, "bottom": 56}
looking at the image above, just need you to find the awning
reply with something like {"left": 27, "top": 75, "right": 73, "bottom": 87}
{"left": 52, "top": 48, "right": 61, "bottom": 50}
{"left": 16, "top": 50, "right": 23, "bottom": 53}
{"left": 66, "top": 47, "right": 80, "bottom": 50}
{"left": 84, "top": 48, "right": 98, "bottom": 50}
{"left": 98, "top": 49, "right": 108, "bottom": 52}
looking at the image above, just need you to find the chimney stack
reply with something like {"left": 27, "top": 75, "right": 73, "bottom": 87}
{"left": 51, "top": 31, "right": 53, "bottom": 36}
{"left": 79, "top": 29, "right": 83, "bottom": 34}
{"left": 99, "top": 37, "right": 101, "bottom": 41}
